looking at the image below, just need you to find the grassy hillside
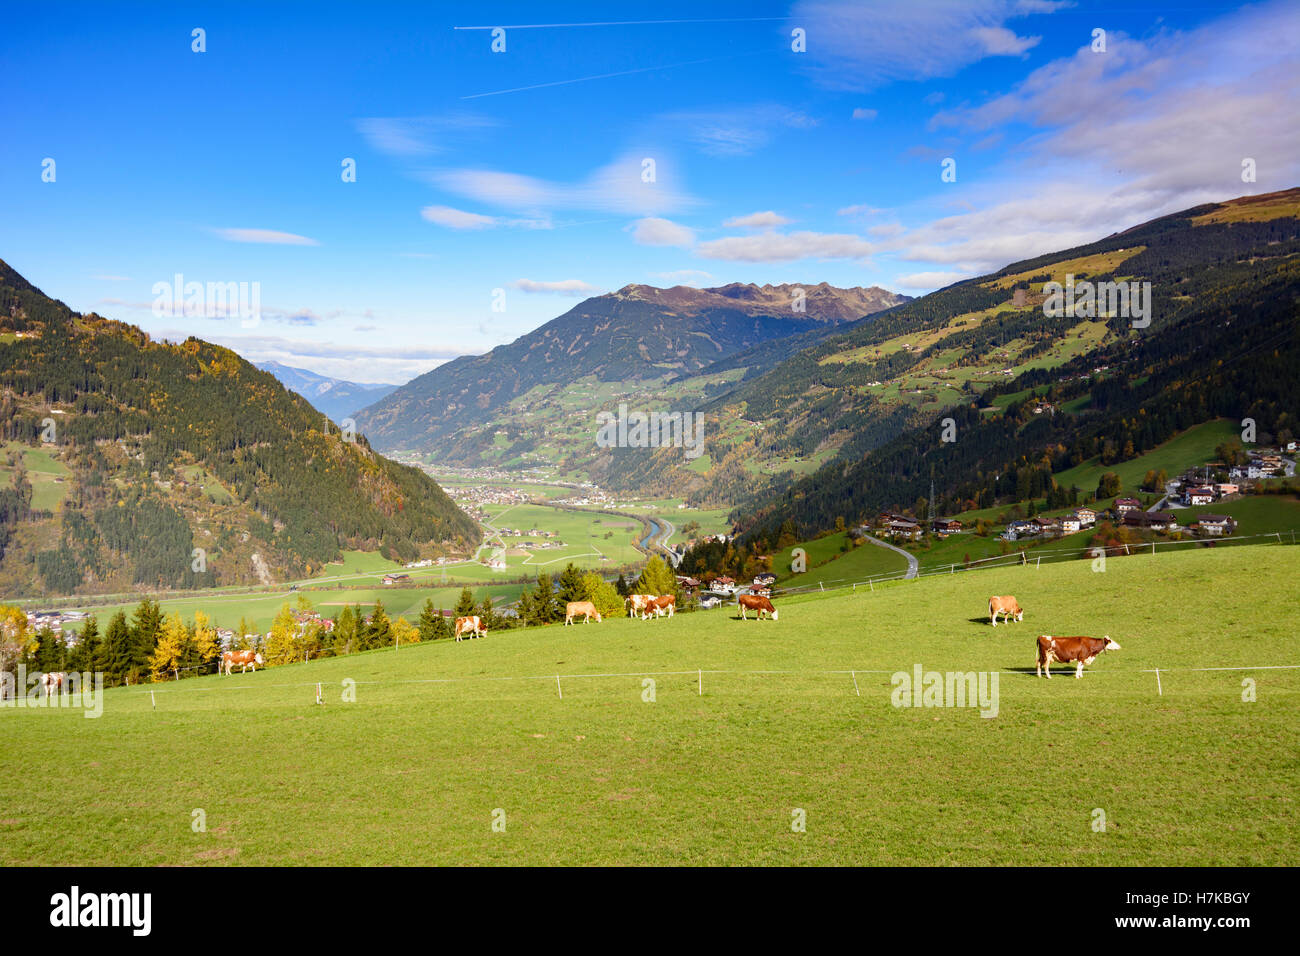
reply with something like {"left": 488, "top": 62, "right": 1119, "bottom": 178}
{"left": 3, "top": 544, "right": 1295, "bottom": 865}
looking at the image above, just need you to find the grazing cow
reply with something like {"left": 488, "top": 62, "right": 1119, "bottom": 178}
{"left": 737, "top": 593, "right": 779, "bottom": 621}
{"left": 988, "top": 595, "right": 1024, "bottom": 627}
{"left": 643, "top": 595, "right": 675, "bottom": 620}
{"left": 627, "top": 594, "right": 656, "bottom": 616}
{"left": 41, "top": 672, "right": 65, "bottom": 697}
{"left": 455, "top": 616, "right": 486, "bottom": 642}
{"left": 221, "top": 650, "right": 265, "bottom": 675}
{"left": 564, "top": 601, "right": 602, "bottom": 625}
{"left": 1035, "top": 634, "right": 1121, "bottom": 679}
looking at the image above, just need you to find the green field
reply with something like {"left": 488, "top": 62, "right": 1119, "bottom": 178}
{"left": 4, "top": 544, "right": 1295, "bottom": 865}
{"left": 1052, "top": 419, "right": 1241, "bottom": 497}
{"left": 772, "top": 530, "right": 909, "bottom": 588}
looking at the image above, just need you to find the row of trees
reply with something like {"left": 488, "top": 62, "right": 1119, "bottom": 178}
{"left": 1, "top": 561, "right": 682, "bottom": 686}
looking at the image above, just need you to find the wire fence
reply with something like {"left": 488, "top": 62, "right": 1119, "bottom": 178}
{"left": 126, "top": 661, "right": 1300, "bottom": 706}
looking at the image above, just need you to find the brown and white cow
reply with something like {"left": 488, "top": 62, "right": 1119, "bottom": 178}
{"left": 564, "top": 601, "right": 602, "bottom": 625}
{"left": 455, "top": 615, "right": 486, "bottom": 642}
{"left": 643, "top": 595, "right": 675, "bottom": 620}
{"left": 737, "top": 593, "right": 779, "bottom": 621}
{"left": 41, "top": 672, "right": 65, "bottom": 697}
{"left": 988, "top": 595, "right": 1024, "bottom": 627}
{"left": 221, "top": 650, "right": 265, "bottom": 675}
{"left": 627, "top": 594, "right": 656, "bottom": 616}
{"left": 1035, "top": 634, "right": 1121, "bottom": 679}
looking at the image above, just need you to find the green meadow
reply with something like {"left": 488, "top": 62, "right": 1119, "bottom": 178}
{"left": 3, "top": 544, "right": 1295, "bottom": 866}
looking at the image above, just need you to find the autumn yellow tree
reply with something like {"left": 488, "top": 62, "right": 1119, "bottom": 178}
{"left": 263, "top": 604, "right": 298, "bottom": 666}
{"left": 391, "top": 616, "right": 419, "bottom": 646}
{"left": 149, "top": 614, "right": 191, "bottom": 682}
{"left": 0, "top": 604, "right": 34, "bottom": 678}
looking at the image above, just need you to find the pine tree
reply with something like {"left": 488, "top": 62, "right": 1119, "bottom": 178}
{"left": 72, "top": 616, "right": 100, "bottom": 673}
{"left": 367, "top": 600, "right": 393, "bottom": 649}
{"left": 635, "top": 556, "right": 676, "bottom": 597}
{"left": 455, "top": 587, "right": 476, "bottom": 616}
{"left": 615, "top": 573, "right": 630, "bottom": 597}
{"left": 131, "top": 599, "right": 163, "bottom": 673}
{"left": 557, "top": 563, "right": 587, "bottom": 604}
{"left": 417, "top": 599, "right": 441, "bottom": 642}
{"left": 100, "top": 612, "right": 133, "bottom": 685}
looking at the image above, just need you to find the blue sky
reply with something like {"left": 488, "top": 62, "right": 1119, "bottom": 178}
{"left": 2, "top": 0, "right": 1296, "bottom": 382}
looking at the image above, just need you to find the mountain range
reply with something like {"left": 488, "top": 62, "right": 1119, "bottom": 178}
{"left": 256, "top": 361, "right": 398, "bottom": 424}
{"left": 352, "top": 281, "right": 910, "bottom": 480}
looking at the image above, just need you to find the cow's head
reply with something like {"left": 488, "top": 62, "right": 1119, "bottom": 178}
{"left": 255, "top": 653, "right": 266, "bottom": 665}
{"left": 594, "top": 612, "right": 603, "bottom": 622}
{"left": 1103, "top": 635, "right": 1121, "bottom": 651}
{"left": 770, "top": 609, "right": 779, "bottom": 621}
{"left": 1014, "top": 607, "right": 1024, "bottom": 622}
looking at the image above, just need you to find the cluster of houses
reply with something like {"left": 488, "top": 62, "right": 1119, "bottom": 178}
{"left": 22, "top": 609, "right": 88, "bottom": 639}
{"left": 675, "top": 572, "right": 775, "bottom": 609}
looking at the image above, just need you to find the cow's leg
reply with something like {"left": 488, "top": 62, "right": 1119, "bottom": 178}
{"left": 1076, "top": 661, "right": 1084, "bottom": 679}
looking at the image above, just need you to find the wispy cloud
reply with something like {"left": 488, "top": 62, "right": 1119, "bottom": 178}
{"left": 791, "top": 0, "right": 1067, "bottom": 91}
{"left": 509, "top": 278, "right": 601, "bottom": 296}
{"left": 696, "top": 231, "right": 874, "bottom": 263}
{"left": 723, "top": 211, "right": 793, "bottom": 229}
{"left": 420, "top": 205, "right": 551, "bottom": 230}
{"left": 629, "top": 217, "right": 696, "bottom": 247}
{"left": 214, "top": 228, "right": 319, "bottom": 246}
{"left": 661, "top": 104, "right": 818, "bottom": 157}
{"left": 355, "top": 113, "right": 498, "bottom": 157}
{"left": 430, "top": 151, "right": 698, "bottom": 217}
{"left": 851, "top": 107, "right": 878, "bottom": 120}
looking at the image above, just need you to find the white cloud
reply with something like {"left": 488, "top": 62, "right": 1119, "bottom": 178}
{"left": 723, "top": 211, "right": 793, "bottom": 229}
{"left": 837, "top": 204, "right": 882, "bottom": 217}
{"left": 880, "top": 1, "right": 1300, "bottom": 275}
{"left": 696, "top": 231, "right": 875, "bottom": 263}
{"left": 851, "top": 107, "right": 878, "bottom": 120}
{"left": 509, "top": 279, "right": 601, "bottom": 296}
{"left": 629, "top": 217, "right": 696, "bottom": 247}
{"left": 214, "top": 228, "right": 319, "bottom": 246}
{"left": 971, "top": 26, "right": 1040, "bottom": 56}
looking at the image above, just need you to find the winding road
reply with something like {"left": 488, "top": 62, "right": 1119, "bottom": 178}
{"left": 864, "top": 534, "right": 919, "bottom": 579}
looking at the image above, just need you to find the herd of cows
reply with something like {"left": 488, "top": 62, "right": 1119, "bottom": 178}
{"left": 199, "top": 591, "right": 1120, "bottom": 681}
